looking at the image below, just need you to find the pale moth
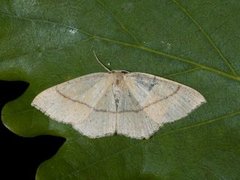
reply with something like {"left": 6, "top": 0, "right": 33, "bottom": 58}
{"left": 31, "top": 52, "right": 206, "bottom": 139}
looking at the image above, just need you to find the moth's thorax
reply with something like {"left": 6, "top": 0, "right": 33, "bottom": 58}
{"left": 110, "top": 71, "right": 128, "bottom": 87}
{"left": 110, "top": 71, "right": 128, "bottom": 110}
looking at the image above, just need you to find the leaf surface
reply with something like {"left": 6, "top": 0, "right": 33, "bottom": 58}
{"left": 1, "top": 0, "right": 240, "bottom": 179}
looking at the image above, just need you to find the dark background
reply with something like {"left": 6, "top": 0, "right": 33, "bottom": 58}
{"left": 0, "top": 80, "right": 65, "bottom": 180}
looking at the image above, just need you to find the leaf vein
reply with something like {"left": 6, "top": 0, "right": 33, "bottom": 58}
{"left": 166, "top": 67, "right": 201, "bottom": 77}
{"left": 95, "top": 0, "right": 141, "bottom": 44}
{"left": 171, "top": 0, "right": 238, "bottom": 75}
{"left": 0, "top": 11, "right": 239, "bottom": 81}
{"left": 93, "top": 35, "right": 240, "bottom": 81}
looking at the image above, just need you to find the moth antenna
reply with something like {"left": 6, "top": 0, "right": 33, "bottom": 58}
{"left": 93, "top": 51, "right": 111, "bottom": 72}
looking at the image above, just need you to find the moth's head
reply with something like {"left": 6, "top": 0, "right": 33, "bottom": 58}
{"left": 110, "top": 70, "right": 129, "bottom": 74}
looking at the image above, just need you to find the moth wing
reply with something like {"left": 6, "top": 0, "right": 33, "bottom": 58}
{"left": 31, "top": 73, "right": 117, "bottom": 138}
{"left": 124, "top": 72, "right": 206, "bottom": 126}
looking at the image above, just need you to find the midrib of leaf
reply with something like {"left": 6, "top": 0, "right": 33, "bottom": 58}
{"left": 93, "top": 36, "right": 240, "bottom": 81}
{"left": 0, "top": 11, "right": 239, "bottom": 82}
{"left": 65, "top": 109, "right": 240, "bottom": 177}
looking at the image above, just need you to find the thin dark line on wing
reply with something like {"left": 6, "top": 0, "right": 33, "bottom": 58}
{"left": 55, "top": 86, "right": 181, "bottom": 113}
{"left": 141, "top": 85, "right": 181, "bottom": 111}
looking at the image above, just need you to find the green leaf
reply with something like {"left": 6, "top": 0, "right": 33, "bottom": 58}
{"left": 1, "top": 0, "right": 240, "bottom": 179}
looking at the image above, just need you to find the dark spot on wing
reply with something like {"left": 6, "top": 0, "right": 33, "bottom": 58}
{"left": 148, "top": 76, "right": 157, "bottom": 91}
{"left": 136, "top": 75, "right": 157, "bottom": 91}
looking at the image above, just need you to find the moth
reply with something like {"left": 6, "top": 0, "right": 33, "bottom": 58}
{"left": 32, "top": 52, "right": 206, "bottom": 139}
